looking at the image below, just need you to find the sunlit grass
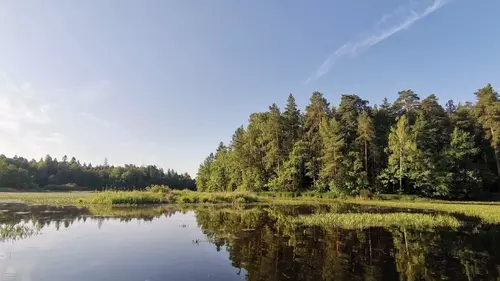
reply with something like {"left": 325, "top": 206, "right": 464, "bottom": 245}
{"left": 0, "top": 192, "right": 91, "bottom": 205}
{"left": 171, "top": 190, "right": 259, "bottom": 204}
{"left": 290, "top": 212, "right": 460, "bottom": 229}
{"left": 350, "top": 200, "right": 500, "bottom": 224}
{"left": 3, "top": 191, "right": 500, "bottom": 228}
{"left": 87, "top": 191, "right": 167, "bottom": 205}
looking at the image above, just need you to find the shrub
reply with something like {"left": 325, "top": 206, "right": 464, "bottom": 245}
{"left": 358, "top": 189, "right": 373, "bottom": 200}
{"left": 146, "top": 185, "right": 171, "bottom": 193}
{"left": 88, "top": 191, "right": 166, "bottom": 205}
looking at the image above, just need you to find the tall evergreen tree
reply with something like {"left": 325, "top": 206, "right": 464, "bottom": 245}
{"left": 304, "top": 92, "right": 330, "bottom": 186}
{"left": 336, "top": 94, "right": 369, "bottom": 147}
{"left": 441, "top": 128, "right": 482, "bottom": 199}
{"left": 381, "top": 115, "right": 416, "bottom": 193}
{"left": 282, "top": 94, "right": 302, "bottom": 155}
{"left": 475, "top": 84, "right": 500, "bottom": 184}
{"left": 392, "top": 90, "right": 420, "bottom": 123}
{"left": 318, "top": 117, "right": 344, "bottom": 191}
{"left": 263, "top": 104, "right": 285, "bottom": 178}
{"left": 356, "top": 111, "right": 375, "bottom": 176}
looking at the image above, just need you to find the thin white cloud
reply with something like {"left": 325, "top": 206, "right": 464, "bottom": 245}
{"left": 0, "top": 73, "right": 52, "bottom": 131}
{"left": 79, "top": 112, "right": 115, "bottom": 128}
{"left": 305, "top": 0, "right": 452, "bottom": 84}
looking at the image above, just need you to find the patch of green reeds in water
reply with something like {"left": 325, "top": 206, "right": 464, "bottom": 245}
{"left": 170, "top": 190, "right": 259, "bottom": 204}
{"left": 87, "top": 191, "right": 167, "bottom": 205}
{"left": 86, "top": 190, "right": 260, "bottom": 205}
{"left": 289, "top": 212, "right": 461, "bottom": 229}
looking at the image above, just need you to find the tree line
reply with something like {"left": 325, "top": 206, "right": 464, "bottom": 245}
{"left": 0, "top": 154, "right": 195, "bottom": 190}
{"left": 196, "top": 84, "right": 500, "bottom": 199}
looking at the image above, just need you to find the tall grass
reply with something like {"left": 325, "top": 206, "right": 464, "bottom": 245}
{"left": 170, "top": 190, "right": 259, "bottom": 204}
{"left": 291, "top": 212, "right": 460, "bottom": 229}
{"left": 0, "top": 192, "right": 91, "bottom": 205}
{"left": 258, "top": 191, "right": 343, "bottom": 199}
{"left": 87, "top": 191, "right": 167, "bottom": 205}
{"left": 351, "top": 199, "right": 500, "bottom": 224}
{"left": 86, "top": 190, "right": 260, "bottom": 205}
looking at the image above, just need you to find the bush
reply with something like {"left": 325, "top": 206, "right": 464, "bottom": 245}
{"left": 88, "top": 191, "right": 166, "bottom": 205}
{"left": 179, "top": 196, "right": 192, "bottom": 203}
{"left": 358, "top": 189, "right": 373, "bottom": 200}
{"left": 146, "top": 185, "right": 171, "bottom": 193}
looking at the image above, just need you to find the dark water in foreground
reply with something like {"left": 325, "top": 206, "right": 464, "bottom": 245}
{"left": 0, "top": 203, "right": 499, "bottom": 281}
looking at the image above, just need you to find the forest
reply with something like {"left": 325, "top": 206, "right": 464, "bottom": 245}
{"left": 0, "top": 154, "right": 196, "bottom": 190}
{"left": 196, "top": 84, "right": 500, "bottom": 199}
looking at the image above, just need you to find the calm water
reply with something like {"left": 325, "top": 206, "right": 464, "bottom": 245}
{"left": 0, "top": 203, "right": 499, "bottom": 281}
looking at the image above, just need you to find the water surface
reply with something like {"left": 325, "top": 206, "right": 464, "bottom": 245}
{"left": 0, "top": 203, "right": 498, "bottom": 281}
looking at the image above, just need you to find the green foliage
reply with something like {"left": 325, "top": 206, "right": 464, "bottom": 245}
{"left": 198, "top": 84, "right": 500, "bottom": 199}
{"left": 146, "top": 184, "right": 171, "bottom": 193}
{"left": 88, "top": 191, "right": 167, "bottom": 205}
{"left": 0, "top": 154, "right": 195, "bottom": 191}
{"left": 292, "top": 212, "right": 460, "bottom": 229}
{"left": 268, "top": 140, "right": 308, "bottom": 192}
{"left": 318, "top": 117, "right": 344, "bottom": 191}
{"left": 169, "top": 191, "right": 259, "bottom": 204}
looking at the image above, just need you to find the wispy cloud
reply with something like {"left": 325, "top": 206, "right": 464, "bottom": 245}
{"left": 0, "top": 73, "right": 53, "bottom": 131}
{"left": 305, "top": 0, "right": 452, "bottom": 84}
{"left": 79, "top": 112, "right": 115, "bottom": 128}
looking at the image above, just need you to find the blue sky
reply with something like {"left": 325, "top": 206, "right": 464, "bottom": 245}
{"left": 0, "top": 0, "right": 499, "bottom": 176}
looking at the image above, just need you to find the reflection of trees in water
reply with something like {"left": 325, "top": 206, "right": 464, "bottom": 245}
{"left": 0, "top": 203, "right": 182, "bottom": 241}
{"left": 195, "top": 207, "right": 500, "bottom": 281}
{"left": 0, "top": 223, "right": 41, "bottom": 242}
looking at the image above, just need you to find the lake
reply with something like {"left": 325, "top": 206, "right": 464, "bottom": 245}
{"left": 0, "top": 202, "right": 499, "bottom": 281}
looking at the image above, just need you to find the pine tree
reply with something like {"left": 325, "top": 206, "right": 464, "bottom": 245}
{"left": 318, "top": 117, "right": 344, "bottom": 191}
{"left": 263, "top": 103, "right": 284, "bottom": 177}
{"left": 414, "top": 94, "right": 451, "bottom": 152}
{"left": 304, "top": 92, "right": 330, "bottom": 186}
{"left": 336, "top": 94, "right": 369, "bottom": 146}
{"left": 381, "top": 115, "right": 416, "bottom": 193}
{"left": 392, "top": 90, "right": 420, "bottom": 123}
{"left": 195, "top": 153, "right": 215, "bottom": 191}
{"left": 356, "top": 111, "right": 374, "bottom": 175}
{"left": 283, "top": 94, "right": 302, "bottom": 155}
{"left": 208, "top": 142, "right": 230, "bottom": 191}
{"left": 268, "top": 140, "right": 308, "bottom": 192}
{"left": 475, "top": 84, "right": 500, "bottom": 184}
{"left": 441, "top": 128, "right": 482, "bottom": 199}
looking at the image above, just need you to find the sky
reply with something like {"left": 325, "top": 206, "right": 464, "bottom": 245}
{"left": 0, "top": 0, "right": 499, "bottom": 177}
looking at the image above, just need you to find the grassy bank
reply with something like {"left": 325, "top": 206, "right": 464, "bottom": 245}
{"left": 350, "top": 199, "right": 500, "bottom": 224}
{"left": 290, "top": 212, "right": 461, "bottom": 229}
{"left": 2, "top": 190, "right": 500, "bottom": 227}
{"left": 0, "top": 190, "right": 260, "bottom": 206}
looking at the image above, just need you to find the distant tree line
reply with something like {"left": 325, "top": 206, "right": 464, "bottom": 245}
{"left": 0, "top": 155, "right": 195, "bottom": 190}
{"left": 197, "top": 84, "right": 500, "bottom": 199}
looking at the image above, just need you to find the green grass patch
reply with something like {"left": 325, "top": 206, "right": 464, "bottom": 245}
{"left": 291, "top": 212, "right": 460, "bottom": 229}
{"left": 350, "top": 199, "right": 500, "bottom": 224}
{"left": 87, "top": 191, "right": 167, "bottom": 205}
{"left": 170, "top": 190, "right": 259, "bottom": 204}
{"left": 0, "top": 192, "right": 91, "bottom": 205}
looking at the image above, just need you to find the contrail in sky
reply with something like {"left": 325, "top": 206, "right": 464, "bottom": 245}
{"left": 305, "top": 0, "right": 452, "bottom": 84}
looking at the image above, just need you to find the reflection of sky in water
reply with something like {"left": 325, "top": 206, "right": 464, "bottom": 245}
{"left": 1, "top": 203, "right": 499, "bottom": 281}
{"left": 0, "top": 211, "right": 244, "bottom": 281}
